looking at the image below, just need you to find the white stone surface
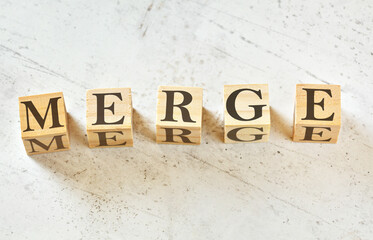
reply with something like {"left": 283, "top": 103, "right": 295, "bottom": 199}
{"left": 0, "top": 0, "right": 372, "bottom": 239}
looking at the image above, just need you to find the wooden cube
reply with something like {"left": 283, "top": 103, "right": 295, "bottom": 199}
{"left": 86, "top": 88, "right": 133, "bottom": 148}
{"left": 156, "top": 86, "right": 203, "bottom": 145}
{"left": 293, "top": 84, "right": 341, "bottom": 143}
{"left": 19, "top": 92, "right": 70, "bottom": 155}
{"left": 224, "top": 84, "right": 270, "bottom": 143}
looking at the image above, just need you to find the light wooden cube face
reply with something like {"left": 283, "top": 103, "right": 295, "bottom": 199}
{"left": 224, "top": 84, "right": 270, "bottom": 143}
{"left": 18, "top": 92, "right": 70, "bottom": 155}
{"left": 86, "top": 88, "right": 133, "bottom": 148}
{"left": 293, "top": 84, "right": 341, "bottom": 143}
{"left": 156, "top": 86, "right": 203, "bottom": 145}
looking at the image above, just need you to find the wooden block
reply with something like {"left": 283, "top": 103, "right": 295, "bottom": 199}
{"left": 86, "top": 88, "right": 133, "bottom": 148}
{"left": 156, "top": 86, "right": 203, "bottom": 145}
{"left": 19, "top": 92, "right": 70, "bottom": 155}
{"left": 224, "top": 84, "right": 270, "bottom": 143}
{"left": 293, "top": 84, "right": 341, "bottom": 143}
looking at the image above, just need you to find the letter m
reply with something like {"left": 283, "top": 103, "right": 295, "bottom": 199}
{"left": 21, "top": 97, "right": 64, "bottom": 132}
{"left": 25, "top": 135, "right": 67, "bottom": 153}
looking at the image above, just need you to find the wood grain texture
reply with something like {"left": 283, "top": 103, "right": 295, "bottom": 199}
{"left": 86, "top": 88, "right": 133, "bottom": 148}
{"left": 293, "top": 84, "right": 341, "bottom": 143}
{"left": 18, "top": 92, "right": 70, "bottom": 155}
{"left": 156, "top": 86, "right": 203, "bottom": 144}
{"left": 224, "top": 84, "right": 270, "bottom": 143}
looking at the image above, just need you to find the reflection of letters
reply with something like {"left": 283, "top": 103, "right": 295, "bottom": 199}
{"left": 302, "top": 126, "right": 332, "bottom": 142}
{"left": 26, "top": 135, "right": 66, "bottom": 153}
{"left": 227, "top": 127, "right": 266, "bottom": 142}
{"left": 94, "top": 131, "right": 127, "bottom": 147}
{"left": 162, "top": 127, "right": 194, "bottom": 144}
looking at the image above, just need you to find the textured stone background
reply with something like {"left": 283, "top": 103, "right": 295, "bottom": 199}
{"left": 0, "top": 0, "right": 372, "bottom": 239}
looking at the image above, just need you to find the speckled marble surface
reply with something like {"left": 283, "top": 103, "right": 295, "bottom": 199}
{"left": 0, "top": 0, "right": 372, "bottom": 239}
